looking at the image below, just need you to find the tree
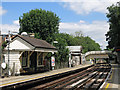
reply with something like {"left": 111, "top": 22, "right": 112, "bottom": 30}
{"left": 19, "top": 9, "right": 69, "bottom": 68}
{"left": 74, "top": 31, "right": 84, "bottom": 37}
{"left": 74, "top": 36, "right": 101, "bottom": 53}
{"left": 19, "top": 9, "right": 60, "bottom": 43}
{"left": 56, "top": 33, "right": 101, "bottom": 54}
{"left": 55, "top": 34, "right": 69, "bottom": 68}
{"left": 106, "top": 2, "right": 120, "bottom": 49}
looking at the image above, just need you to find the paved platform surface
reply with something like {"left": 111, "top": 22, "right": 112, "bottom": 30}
{"left": 103, "top": 64, "right": 120, "bottom": 90}
{"left": 0, "top": 64, "right": 92, "bottom": 88}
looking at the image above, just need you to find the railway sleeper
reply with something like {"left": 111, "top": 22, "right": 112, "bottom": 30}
{"left": 76, "top": 67, "right": 107, "bottom": 89}
{"left": 88, "top": 72, "right": 105, "bottom": 89}
{"left": 91, "top": 71, "right": 110, "bottom": 89}
{"left": 69, "top": 71, "right": 99, "bottom": 89}
{"left": 45, "top": 72, "right": 90, "bottom": 89}
{"left": 59, "top": 70, "right": 99, "bottom": 89}
{"left": 83, "top": 71, "right": 104, "bottom": 89}
{"left": 83, "top": 79, "right": 96, "bottom": 89}
{"left": 78, "top": 65, "right": 110, "bottom": 89}
{"left": 53, "top": 72, "right": 90, "bottom": 89}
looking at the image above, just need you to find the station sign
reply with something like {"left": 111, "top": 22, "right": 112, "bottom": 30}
{"left": 51, "top": 56, "right": 55, "bottom": 66}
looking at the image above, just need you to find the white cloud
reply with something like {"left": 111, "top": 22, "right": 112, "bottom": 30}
{"left": 13, "top": 20, "right": 19, "bottom": 25}
{"left": 59, "top": 20, "right": 109, "bottom": 49}
{"left": 0, "top": 20, "right": 20, "bottom": 34}
{"left": 0, "top": 24, "right": 19, "bottom": 34}
{"left": 61, "top": 0, "right": 120, "bottom": 14}
{"left": 0, "top": 6, "right": 7, "bottom": 16}
{"left": 79, "top": 20, "right": 85, "bottom": 23}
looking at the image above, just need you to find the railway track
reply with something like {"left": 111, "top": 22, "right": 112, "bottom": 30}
{"left": 29, "top": 62, "right": 111, "bottom": 90}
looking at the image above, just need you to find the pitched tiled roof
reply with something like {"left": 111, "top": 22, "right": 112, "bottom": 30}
{"left": 13, "top": 35, "right": 56, "bottom": 50}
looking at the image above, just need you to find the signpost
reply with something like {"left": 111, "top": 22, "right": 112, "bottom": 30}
{"left": 51, "top": 56, "right": 55, "bottom": 70}
{"left": 51, "top": 41, "right": 58, "bottom": 70}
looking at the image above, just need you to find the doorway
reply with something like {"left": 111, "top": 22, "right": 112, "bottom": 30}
{"left": 30, "top": 52, "right": 37, "bottom": 72}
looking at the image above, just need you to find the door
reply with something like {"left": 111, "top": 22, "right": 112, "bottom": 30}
{"left": 30, "top": 52, "right": 37, "bottom": 72}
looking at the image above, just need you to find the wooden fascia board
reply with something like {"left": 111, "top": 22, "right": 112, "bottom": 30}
{"left": 35, "top": 48, "right": 57, "bottom": 53}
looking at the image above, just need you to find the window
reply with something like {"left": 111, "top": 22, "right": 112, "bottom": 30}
{"left": 38, "top": 53, "right": 43, "bottom": 65}
{"left": 22, "top": 51, "right": 28, "bottom": 67}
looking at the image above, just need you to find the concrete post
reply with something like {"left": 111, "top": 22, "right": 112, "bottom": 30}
{"left": 69, "top": 53, "right": 71, "bottom": 67}
{"left": 117, "top": 52, "right": 120, "bottom": 63}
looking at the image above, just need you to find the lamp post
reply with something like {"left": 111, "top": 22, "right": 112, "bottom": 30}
{"left": 7, "top": 31, "right": 10, "bottom": 77}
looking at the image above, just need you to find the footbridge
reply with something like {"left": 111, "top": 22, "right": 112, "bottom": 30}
{"left": 85, "top": 51, "right": 113, "bottom": 60}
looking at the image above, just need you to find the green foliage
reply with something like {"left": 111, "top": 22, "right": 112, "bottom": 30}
{"left": 58, "top": 33, "right": 101, "bottom": 53}
{"left": 2, "top": 41, "right": 7, "bottom": 50}
{"left": 79, "top": 36, "right": 101, "bottom": 53}
{"left": 106, "top": 2, "right": 120, "bottom": 49}
{"left": 74, "top": 36, "right": 101, "bottom": 53}
{"left": 55, "top": 36, "right": 69, "bottom": 63}
{"left": 19, "top": 9, "right": 60, "bottom": 43}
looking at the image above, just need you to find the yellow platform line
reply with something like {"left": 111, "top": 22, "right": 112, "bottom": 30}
{"left": 105, "top": 67, "right": 114, "bottom": 90}
{"left": 105, "top": 83, "right": 110, "bottom": 90}
{"left": 110, "top": 68, "right": 114, "bottom": 80}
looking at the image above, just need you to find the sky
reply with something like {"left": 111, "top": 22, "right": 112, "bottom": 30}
{"left": 0, "top": 0, "right": 119, "bottom": 49}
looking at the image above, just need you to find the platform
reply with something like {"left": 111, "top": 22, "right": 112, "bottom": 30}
{"left": 103, "top": 64, "right": 120, "bottom": 90}
{"left": 0, "top": 64, "right": 92, "bottom": 88}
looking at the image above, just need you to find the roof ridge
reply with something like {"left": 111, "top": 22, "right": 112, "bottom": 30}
{"left": 15, "top": 35, "right": 56, "bottom": 49}
{"left": 18, "top": 35, "right": 46, "bottom": 42}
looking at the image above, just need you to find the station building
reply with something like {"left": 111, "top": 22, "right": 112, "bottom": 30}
{"left": 3, "top": 35, "right": 57, "bottom": 75}
{"left": 66, "top": 46, "right": 85, "bottom": 67}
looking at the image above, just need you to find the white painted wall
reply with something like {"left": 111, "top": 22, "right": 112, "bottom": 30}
{"left": 66, "top": 46, "right": 82, "bottom": 52}
{"left": 4, "top": 51, "right": 21, "bottom": 75}
{"left": 5, "top": 37, "right": 34, "bottom": 50}
{"left": 67, "top": 46, "right": 82, "bottom": 66}
{"left": 72, "top": 56, "right": 80, "bottom": 65}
